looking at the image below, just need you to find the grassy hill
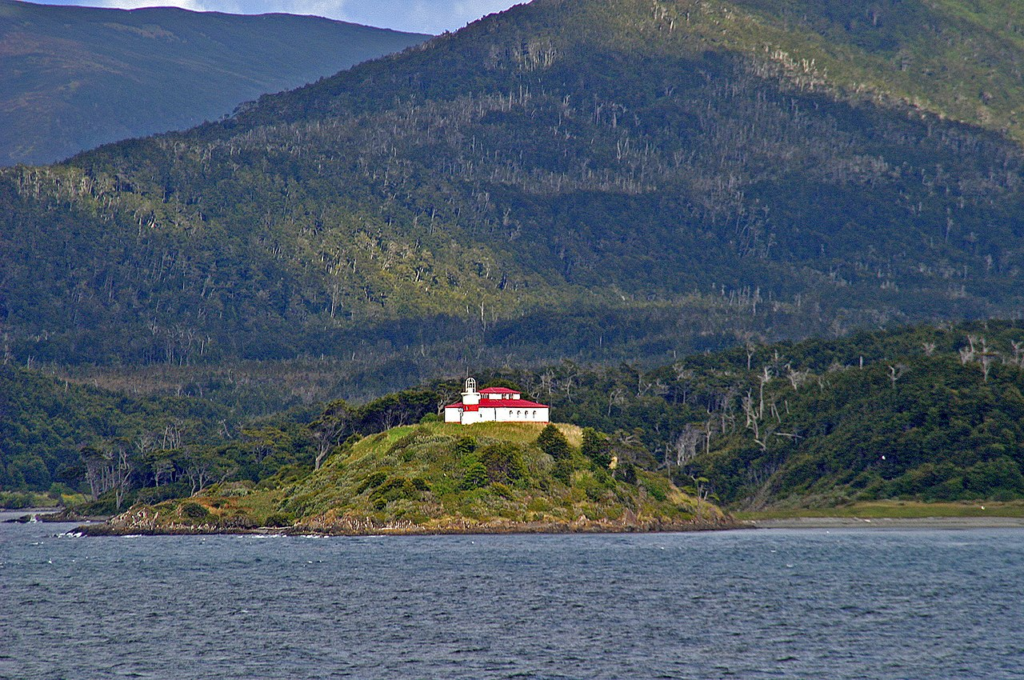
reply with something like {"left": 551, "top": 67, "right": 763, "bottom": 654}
{"left": 3, "top": 0, "right": 1024, "bottom": 385}
{"left": 89, "top": 422, "right": 729, "bottom": 534}
{"left": 0, "top": 0, "right": 428, "bottom": 165}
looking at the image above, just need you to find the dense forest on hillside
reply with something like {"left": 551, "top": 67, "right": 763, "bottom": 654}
{"left": 2, "top": 0, "right": 1024, "bottom": 374}
{"left": 0, "top": 0, "right": 428, "bottom": 165}
{"left": 4, "top": 321, "right": 1023, "bottom": 510}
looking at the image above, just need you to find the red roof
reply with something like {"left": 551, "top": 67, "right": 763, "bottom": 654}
{"left": 445, "top": 398, "right": 549, "bottom": 409}
{"left": 479, "top": 387, "right": 520, "bottom": 394}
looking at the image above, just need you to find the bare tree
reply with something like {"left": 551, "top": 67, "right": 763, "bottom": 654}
{"left": 607, "top": 386, "right": 627, "bottom": 416}
{"left": 1010, "top": 341, "right": 1024, "bottom": 368}
{"left": 673, "top": 424, "right": 704, "bottom": 466}
{"left": 888, "top": 363, "right": 907, "bottom": 389}
{"left": 310, "top": 400, "right": 352, "bottom": 470}
{"left": 112, "top": 441, "right": 134, "bottom": 511}
{"left": 81, "top": 446, "right": 114, "bottom": 500}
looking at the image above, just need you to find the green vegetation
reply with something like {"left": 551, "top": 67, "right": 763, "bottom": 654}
{"left": 6, "top": 320, "right": 1024, "bottom": 516}
{"left": 482, "top": 320, "right": 1024, "bottom": 509}
{"left": 5, "top": 1, "right": 1024, "bottom": 520}
{"left": 735, "top": 501, "right": 1024, "bottom": 520}
{"left": 0, "top": 0, "right": 428, "bottom": 165}
{"left": 3, "top": 0, "right": 1024, "bottom": 381}
{"left": 101, "top": 421, "right": 721, "bottom": 534}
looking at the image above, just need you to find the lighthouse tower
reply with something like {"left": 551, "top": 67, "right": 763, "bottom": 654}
{"left": 459, "top": 377, "right": 483, "bottom": 424}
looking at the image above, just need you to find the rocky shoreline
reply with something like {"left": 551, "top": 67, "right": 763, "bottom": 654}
{"left": 74, "top": 515, "right": 745, "bottom": 537}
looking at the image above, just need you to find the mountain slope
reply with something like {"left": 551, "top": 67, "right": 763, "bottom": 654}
{"left": 2, "top": 0, "right": 1024, "bottom": 373}
{"left": 0, "top": 0, "right": 428, "bottom": 165}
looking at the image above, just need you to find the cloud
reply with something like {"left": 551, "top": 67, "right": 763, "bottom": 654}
{"left": 33, "top": 0, "right": 524, "bottom": 34}
{"left": 89, "top": 0, "right": 212, "bottom": 10}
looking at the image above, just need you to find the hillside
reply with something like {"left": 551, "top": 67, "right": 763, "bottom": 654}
{"left": 3, "top": 0, "right": 1024, "bottom": 378}
{"left": 6, "top": 320, "right": 1024, "bottom": 511}
{"left": 0, "top": 362, "right": 232, "bottom": 495}
{"left": 0, "top": 0, "right": 428, "bottom": 165}
{"left": 87, "top": 421, "right": 729, "bottom": 535}
{"left": 470, "top": 320, "right": 1024, "bottom": 508}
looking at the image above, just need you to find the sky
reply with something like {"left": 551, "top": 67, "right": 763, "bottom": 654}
{"left": 18, "top": 0, "right": 525, "bottom": 34}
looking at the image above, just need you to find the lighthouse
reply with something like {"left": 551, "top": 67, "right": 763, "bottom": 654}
{"left": 444, "top": 378, "right": 550, "bottom": 425}
{"left": 459, "top": 377, "right": 483, "bottom": 425}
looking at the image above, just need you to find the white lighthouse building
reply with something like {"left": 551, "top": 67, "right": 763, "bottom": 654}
{"left": 444, "top": 378, "right": 550, "bottom": 425}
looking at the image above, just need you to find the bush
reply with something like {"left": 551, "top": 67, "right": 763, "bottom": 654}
{"left": 552, "top": 458, "right": 573, "bottom": 485}
{"left": 537, "top": 425, "right": 571, "bottom": 460}
{"left": 420, "top": 413, "right": 441, "bottom": 423}
{"left": 370, "top": 477, "right": 420, "bottom": 509}
{"left": 181, "top": 502, "right": 209, "bottom": 519}
{"left": 0, "top": 491, "right": 35, "bottom": 509}
{"left": 356, "top": 470, "right": 390, "bottom": 494}
{"left": 479, "top": 442, "right": 525, "bottom": 484}
{"left": 490, "top": 482, "right": 515, "bottom": 500}
{"left": 461, "top": 460, "right": 489, "bottom": 490}
{"left": 616, "top": 461, "right": 638, "bottom": 485}
{"left": 642, "top": 476, "right": 668, "bottom": 501}
{"left": 135, "top": 483, "right": 189, "bottom": 505}
{"left": 581, "top": 428, "right": 612, "bottom": 468}
{"left": 454, "top": 436, "right": 477, "bottom": 456}
{"left": 220, "top": 515, "right": 257, "bottom": 529}
{"left": 263, "top": 513, "right": 294, "bottom": 527}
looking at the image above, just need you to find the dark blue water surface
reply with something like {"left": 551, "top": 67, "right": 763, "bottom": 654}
{"left": 1, "top": 515, "right": 1022, "bottom": 679}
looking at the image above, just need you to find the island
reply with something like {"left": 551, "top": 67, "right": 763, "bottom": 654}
{"left": 78, "top": 422, "right": 737, "bottom": 536}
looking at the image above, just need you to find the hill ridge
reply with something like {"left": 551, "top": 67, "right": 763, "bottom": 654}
{"left": 0, "top": 0, "right": 429, "bottom": 165}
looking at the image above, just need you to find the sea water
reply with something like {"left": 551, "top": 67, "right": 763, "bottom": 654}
{"left": 1, "top": 513, "right": 1022, "bottom": 679}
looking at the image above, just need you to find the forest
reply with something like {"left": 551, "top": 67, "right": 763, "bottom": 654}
{"left": 4, "top": 320, "right": 1023, "bottom": 511}
{"left": 2, "top": 0, "right": 1024, "bottom": 378}
{"left": 4, "top": 0, "right": 1024, "bottom": 511}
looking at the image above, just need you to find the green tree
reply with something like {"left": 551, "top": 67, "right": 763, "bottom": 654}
{"left": 537, "top": 424, "right": 571, "bottom": 460}
{"left": 478, "top": 442, "right": 525, "bottom": 484}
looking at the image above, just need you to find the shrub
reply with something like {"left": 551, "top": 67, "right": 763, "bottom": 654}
{"left": 581, "top": 428, "right": 612, "bottom": 468}
{"left": 642, "top": 476, "right": 668, "bottom": 501}
{"left": 454, "top": 436, "right": 477, "bottom": 456}
{"left": 181, "top": 502, "right": 209, "bottom": 519}
{"left": 461, "top": 460, "right": 489, "bottom": 490}
{"left": 356, "top": 470, "right": 390, "bottom": 494}
{"left": 479, "top": 442, "right": 526, "bottom": 484}
{"left": 537, "top": 425, "right": 571, "bottom": 460}
{"left": 387, "top": 432, "right": 421, "bottom": 455}
{"left": 0, "top": 492, "right": 35, "bottom": 509}
{"left": 135, "top": 483, "right": 189, "bottom": 505}
{"left": 420, "top": 413, "right": 441, "bottom": 423}
{"left": 263, "top": 513, "right": 294, "bottom": 528}
{"left": 490, "top": 482, "right": 515, "bottom": 500}
{"left": 220, "top": 515, "right": 257, "bottom": 529}
{"left": 584, "top": 482, "right": 607, "bottom": 502}
{"left": 371, "top": 477, "right": 419, "bottom": 509}
{"left": 552, "top": 458, "right": 573, "bottom": 485}
{"left": 616, "top": 461, "right": 638, "bottom": 485}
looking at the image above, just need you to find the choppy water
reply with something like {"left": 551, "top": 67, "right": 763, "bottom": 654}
{"left": 1, "top": 514, "right": 1022, "bottom": 679}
